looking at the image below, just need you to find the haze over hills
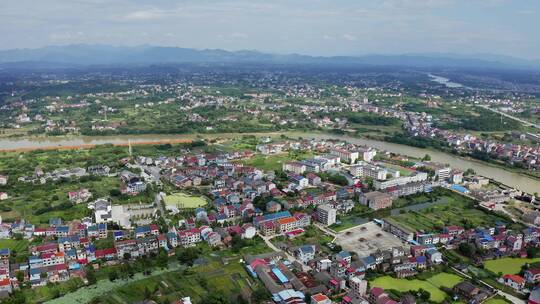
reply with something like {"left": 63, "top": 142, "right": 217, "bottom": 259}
{"left": 1, "top": 44, "right": 540, "bottom": 70}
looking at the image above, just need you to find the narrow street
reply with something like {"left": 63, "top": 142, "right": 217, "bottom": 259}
{"left": 260, "top": 234, "right": 312, "bottom": 271}
{"left": 479, "top": 105, "right": 540, "bottom": 130}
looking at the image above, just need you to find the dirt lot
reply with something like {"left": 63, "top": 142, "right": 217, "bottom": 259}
{"left": 334, "top": 221, "right": 408, "bottom": 257}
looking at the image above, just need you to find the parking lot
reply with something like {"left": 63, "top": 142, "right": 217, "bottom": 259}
{"left": 334, "top": 221, "right": 408, "bottom": 257}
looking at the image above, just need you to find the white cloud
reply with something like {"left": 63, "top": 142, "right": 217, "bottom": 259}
{"left": 121, "top": 7, "right": 185, "bottom": 21}
{"left": 342, "top": 34, "right": 358, "bottom": 41}
{"left": 517, "top": 9, "right": 535, "bottom": 15}
{"left": 230, "top": 32, "right": 248, "bottom": 39}
{"left": 49, "top": 31, "right": 85, "bottom": 42}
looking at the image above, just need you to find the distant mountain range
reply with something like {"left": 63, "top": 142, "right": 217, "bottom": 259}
{"left": 1, "top": 44, "right": 539, "bottom": 70}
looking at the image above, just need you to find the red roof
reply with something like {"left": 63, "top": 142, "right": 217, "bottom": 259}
{"left": 36, "top": 243, "right": 57, "bottom": 252}
{"left": 227, "top": 225, "right": 242, "bottom": 235}
{"left": 527, "top": 268, "right": 540, "bottom": 275}
{"left": 312, "top": 293, "right": 330, "bottom": 302}
{"left": 42, "top": 252, "right": 64, "bottom": 259}
{"left": 371, "top": 287, "right": 385, "bottom": 297}
{"left": 503, "top": 274, "right": 525, "bottom": 284}
{"left": 249, "top": 258, "right": 267, "bottom": 270}
{"left": 95, "top": 248, "right": 117, "bottom": 258}
{"left": 277, "top": 217, "right": 297, "bottom": 225}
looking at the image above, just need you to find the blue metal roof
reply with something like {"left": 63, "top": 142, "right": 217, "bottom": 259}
{"left": 271, "top": 267, "right": 289, "bottom": 284}
{"left": 361, "top": 256, "right": 376, "bottom": 265}
{"left": 299, "top": 245, "right": 315, "bottom": 254}
{"left": 135, "top": 226, "right": 150, "bottom": 234}
{"left": 338, "top": 250, "right": 351, "bottom": 258}
{"left": 450, "top": 184, "right": 469, "bottom": 193}
{"left": 263, "top": 211, "right": 291, "bottom": 221}
{"left": 113, "top": 230, "right": 124, "bottom": 237}
{"left": 56, "top": 226, "right": 69, "bottom": 232}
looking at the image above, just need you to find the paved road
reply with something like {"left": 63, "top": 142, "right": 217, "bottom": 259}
{"left": 479, "top": 105, "right": 540, "bottom": 130}
{"left": 260, "top": 234, "right": 312, "bottom": 271}
{"left": 313, "top": 222, "right": 338, "bottom": 238}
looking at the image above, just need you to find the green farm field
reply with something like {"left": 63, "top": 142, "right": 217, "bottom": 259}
{"left": 484, "top": 257, "right": 540, "bottom": 275}
{"left": 370, "top": 272, "right": 463, "bottom": 303}
{"left": 386, "top": 190, "right": 520, "bottom": 232}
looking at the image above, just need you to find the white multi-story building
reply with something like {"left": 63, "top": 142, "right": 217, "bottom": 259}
{"left": 358, "top": 147, "right": 377, "bottom": 162}
{"left": 317, "top": 204, "right": 336, "bottom": 226}
{"left": 282, "top": 161, "right": 307, "bottom": 174}
{"left": 349, "top": 276, "right": 368, "bottom": 296}
{"left": 331, "top": 148, "right": 359, "bottom": 164}
{"left": 349, "top": 162, "right": 388, "bottom": 180}
{"left": 315, "top": 155, "right": 340, "bottom": 169}
{"left": 373, "top": 172, "right": 428, "bottom": 190}
{"left": 178, "top": 228, "right": 201, "bottom": 247}
{"left": 89, "top": 198, "right": 112, "bottom": 224}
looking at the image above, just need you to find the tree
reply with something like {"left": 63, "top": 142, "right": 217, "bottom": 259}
{"left": 237, "top": 295, "right": 249, "bottom": 304}
{"left": 143, "top": 286, "right": 153, "bottom": 299}
{"left": 464, "top": 168, "right": 476, "bottom": 176}
{"left": 108, "top": 269, "right": 118, "bottom": 281}
{"left": 15, "top": 271, "right": 24, "bottom": 284}
{"left": 196, "top": 274, "right": 208, "bottom": 289}
{"left": 85, "top": 265, "right": 97, "bottom": 285}
{"left": 417, "top": 288, "right": 431, "bottom": 301}
{"left": 252, "top": 286, "right": 270, "bottom": 303}
{"left": 231, "top": 234, "right": 246, "bottom": 253}
{"left": 177, "top": 247, "right": 200, "bottom": 266}
{"left": 203, "top": 294, "right": 230, "bottom": 304}
{"left": 458, "top": 242, "right": 477, "bottom": 258}
{"left": 422, "top": 154, "right": 431, "bottom": 161}
{"left": 156, "top": 248, "right": 168, "bottom": 269}
{"left": 2, "top": 290, "right": 26, "bottom": 304}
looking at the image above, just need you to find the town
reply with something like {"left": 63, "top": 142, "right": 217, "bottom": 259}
{"left": 0, "top": 135, "right": 539, "bottom": 304}
{"left": 2, "top": 67, "right": 540, "bottom": 180}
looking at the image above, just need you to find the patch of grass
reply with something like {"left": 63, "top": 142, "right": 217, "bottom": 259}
{"left": 239, "top": 151, "right": 313, "bottom": 172}
{"left": 425, "top": 272, "right": 463, "bottom": 289}
{"left": 330, "top": 215, "right": 369, "bottom": 232}
{"left": 484, "top": 257, "right": 540, "bottom": 275}
{"left": 163, "top": 193, "right": 208, "bottom": 209}
{"left": 370, "top": 275, "right": 452, "bottom": 303}
{"left": 485, "top": 297, "right": 511, "bottom": 304}
{"left": 0, "top": 238, "right": 29, "bottom": 252}
{"left": 377, "top": 162, "right": 415, "bottom": 177}
{"left": 272, "top": 225, "right": 334, "bottom": 253}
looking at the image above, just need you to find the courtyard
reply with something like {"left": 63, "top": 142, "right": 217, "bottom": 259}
{"left": 334, "top": 221, "right": 407, "bottom": 257}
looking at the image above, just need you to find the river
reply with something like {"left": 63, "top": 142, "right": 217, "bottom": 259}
{"left": 289, "top": 132, "right": 540, "bottom": 194}
{"left": 428, "top": 74, "right": 465, "bottom": 88}
{"left": 1, "top": 132, "right": 539, "bottom": 194}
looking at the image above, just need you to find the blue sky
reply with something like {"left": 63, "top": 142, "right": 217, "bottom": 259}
{"left": 1, "top": 0, "right": 539, "bottom": 59}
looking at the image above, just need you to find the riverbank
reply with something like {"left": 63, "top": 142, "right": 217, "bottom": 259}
{"left": 1, "top": 131, "right": 539, "bottom": 194}
{"left": 0, "top": 138, "right": 194, "bottom": 152}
